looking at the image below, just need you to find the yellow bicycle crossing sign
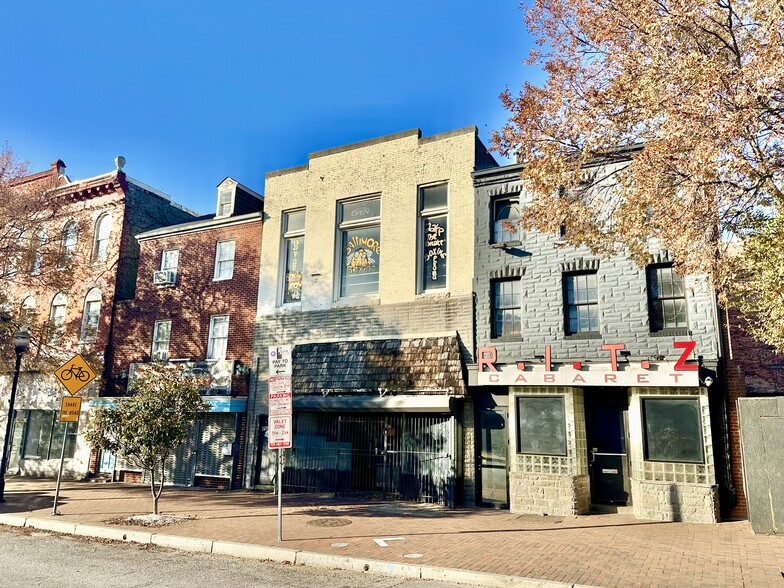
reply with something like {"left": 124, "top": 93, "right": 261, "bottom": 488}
{"left": 54, "top": 353, "right": 97, "bottom": 395}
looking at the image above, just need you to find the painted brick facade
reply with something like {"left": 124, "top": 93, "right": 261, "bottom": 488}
{"left": 471, "top": 163, "right": 727, "bottom": 522}
{"left": 247, "top": 128, "right": 496, "bottom": 497}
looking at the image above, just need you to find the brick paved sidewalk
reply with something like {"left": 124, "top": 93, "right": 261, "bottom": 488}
{"left": 1, "top": 478, "right": 782, "bottom": 588}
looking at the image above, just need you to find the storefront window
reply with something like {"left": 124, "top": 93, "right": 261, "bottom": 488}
{"left": 642, "top": 398, "right": 704, "bottom": 463}
{"left": 23, "top": 410, "right": 77, "bottom": 460}
{"left": 516, "top": 396, "right": 567, "bottom": 456}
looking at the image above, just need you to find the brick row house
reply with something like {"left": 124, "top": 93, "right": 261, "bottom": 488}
{"left": 0, "top": 158, "right": 196, "bottom": 479}
{"left": 2, "top": 136, "right": 770, "bottom": 526}
{"left": 105, "top": 178, "right": 263, "bottom": 489}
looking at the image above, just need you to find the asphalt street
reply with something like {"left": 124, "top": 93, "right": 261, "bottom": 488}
{"left": 0, "top": 526, "right": 466, "bottom": 588}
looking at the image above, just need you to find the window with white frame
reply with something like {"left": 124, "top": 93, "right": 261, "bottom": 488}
{"left": 338, "top": 196, "right": 381, "bottom": 297}
{"left": 92, "top": 214, "right": 112, "bottom": 263}
{"left": 60, "top": 221, "right": 77, "bottom": 266}
{"left": 80, "top": 288, "right": 102, "bottom": 341}
{"left": 282, "top": 210, "right": 305, "bottom": 304}
{"left": 20, "top": 296, "right": 36, "bottom": 331}
{"left": 207, "top": 315, "right": 229, "bottom": 360}
{"left": 50, "top": 292, "right": 68, "bottom": 331}
{"left": 5, "top": 229, "right": 22, "bottom": 276}
{"left": 28, "top": 228, "right": 46, "bottom": 275}
{"left": 492, "top": 197, "right": 522, "bottom": 243}
{"left": 419, "top": 184, "right": 448, "bottom": 292}
{"left": 213, "top": 240, "right": 235, "bottom": 280}
{"left": 151, "top": 320, "right": 172, "bottom": 361}
{"left": 217, "top": 188, "right": 234, "bottom": 217}
{"left": 161, "top": 248, "right": 179, "bottom": 272}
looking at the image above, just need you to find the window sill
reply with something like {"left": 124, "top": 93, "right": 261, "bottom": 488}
{"left": 334, "top": 294, "right": 380, "bottom": 306}
{"left": 490, "top": 240, "right": 523, "bottom": 249}
{"left": 649, "top": 328, "right": 690, "bottom": 337}
{"left": 563, "top": 332, "right": 602, "bottom": 340}
{"left": 213, "top": 276, "right": 234, "bottom": 282}
{"left": 491, "top": 335, "right": 522, "bottom": 342}
{"left": 416, "top": 289, "right": 450, "bottom": 299}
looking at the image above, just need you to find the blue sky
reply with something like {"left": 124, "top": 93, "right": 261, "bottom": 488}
{"left": 1, "top": 1, "right": 539, "bottom": 214}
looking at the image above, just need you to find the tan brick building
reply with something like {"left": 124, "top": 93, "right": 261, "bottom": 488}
{"left": 105, "top": 178, "right": 263, "bottom": 488}
{"left": 248, "top": 128, "right": 497, "bottom": 503}
{"left": 1, "top": 158, "right": 196, "bottom": 480}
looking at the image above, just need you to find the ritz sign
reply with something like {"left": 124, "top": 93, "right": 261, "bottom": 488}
{"left": 477, "top": 341, "right": 700, "bottom": 387}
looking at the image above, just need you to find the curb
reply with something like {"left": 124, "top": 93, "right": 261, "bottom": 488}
{"left": 0, "top": 515, "right": 593, "bottom": 588}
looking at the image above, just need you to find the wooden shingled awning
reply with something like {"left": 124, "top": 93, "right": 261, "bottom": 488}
{"left": 291, "top": 336, "right": 466, "bottom": 396}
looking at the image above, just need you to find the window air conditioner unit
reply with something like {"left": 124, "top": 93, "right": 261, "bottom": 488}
{"left": 153, "top": 270, "right": 176, "bottom": 286}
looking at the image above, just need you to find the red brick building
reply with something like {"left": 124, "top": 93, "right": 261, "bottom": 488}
{"left": 105, "top": 177, "right": 263, "bottom": 489}
{"left": 1, "top": 157, "right": 196, "bottom": 479}
{"left": 720, "top": 308, "right": 784, "bottom": 520}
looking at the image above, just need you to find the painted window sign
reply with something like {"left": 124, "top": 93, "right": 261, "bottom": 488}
{"left": 342, "top": 227, "right": 381, "bottom": 295}
{"left": 338, "top": 196, "right": 381, "bottom": 297}
{"left": 282, "top": 210, "right": 306, "bottom": 304}
{"left": 284, "top": 237, "right": 303, "bottom": 302}
{"left": 423, "top": 217, "right": 447, "bottom": 288}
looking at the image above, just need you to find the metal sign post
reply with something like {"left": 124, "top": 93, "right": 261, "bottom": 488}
{"left": 52, "top": 396, "right": 81, "bottom": 515}
{"left": 51, "top": 423, "right": 69, "bottom": 516}
{"left": 51, "top": 355, "right": 94, "bottom": 516}
{"left": 268, "top": 345, "right": 292, "bottom": 542}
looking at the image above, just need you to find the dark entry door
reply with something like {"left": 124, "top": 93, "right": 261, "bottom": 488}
{"left": 585, "top": 390, "right": 629, "bottom": 505}
{"left": 477, "top": 394, "right": 508, "bottom": 507}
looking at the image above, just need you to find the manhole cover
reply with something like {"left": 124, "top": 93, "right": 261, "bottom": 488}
{"left": 307, "top": 518, "right": 352, "bottom": 528}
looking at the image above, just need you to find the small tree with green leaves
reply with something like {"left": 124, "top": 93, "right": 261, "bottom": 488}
{"left": 86, "top": 362, "right": 209, "bottom": 515}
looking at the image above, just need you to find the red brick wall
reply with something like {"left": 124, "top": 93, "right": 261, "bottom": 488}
{"left": 719, "top": 309, "right": 784, "bottom": 520}
{"left": 110, "top": 218, "right": 263, "bottom": 379}
{"left": 4, "top": 187, "right": 126, "bottom": 369}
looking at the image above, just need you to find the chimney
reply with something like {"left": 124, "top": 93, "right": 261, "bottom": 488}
{"left": 50, "top": 159, "right": 66, "bottom": 176}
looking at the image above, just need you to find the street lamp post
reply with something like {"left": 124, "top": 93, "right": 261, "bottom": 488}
{"left": 0, "top": 331, "right": 31, "bottom": 503}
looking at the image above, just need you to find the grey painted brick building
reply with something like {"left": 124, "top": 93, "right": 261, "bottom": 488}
{"left": 469, "top": 163, "right": 734, "bottom": 523}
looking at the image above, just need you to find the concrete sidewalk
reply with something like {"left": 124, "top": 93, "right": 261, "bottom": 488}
{"left": 1, "top": 478, "right": 782, "bottom": 588}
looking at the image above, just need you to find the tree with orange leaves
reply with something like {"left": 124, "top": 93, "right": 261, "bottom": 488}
{"left": 494, "top": 0, "right": 784, "bottom": 344}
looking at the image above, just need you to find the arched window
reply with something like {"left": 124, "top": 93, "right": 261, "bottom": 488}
{"left": 28, "top": 228, "right": 46, "bottom": 274}
{"left": 60, "top": 221, "right": 78, "bottom": 265}
{"left": 92, "top": 214, "right": 112, "bottom": 263}
{"left": 80, "top": 288, "right": 102, "bottom": 341}
{"left": 20, "top": 296, "right": 37, "bottom": 330}
{"left": 50, "top": 292, "right": 68, "bottom": 331}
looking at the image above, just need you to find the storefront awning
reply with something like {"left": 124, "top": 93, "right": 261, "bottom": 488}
{"left": 292, "top": 335, "right": 466, "bottom": 396}
{"left": 293, "top": 394, "right": 454, "bottom": 413}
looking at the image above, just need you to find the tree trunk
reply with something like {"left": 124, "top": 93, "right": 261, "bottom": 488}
{"left": 150, "top": 464, "right": 158, "bottom": 515}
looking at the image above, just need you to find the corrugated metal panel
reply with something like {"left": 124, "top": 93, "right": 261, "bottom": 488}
{"left": 195, "top": 414, "right": 234, "bottom": 478}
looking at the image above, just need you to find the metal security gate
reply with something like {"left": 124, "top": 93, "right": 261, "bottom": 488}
{"left": 282, "top": 413, "right": 455, "bottom": 505}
